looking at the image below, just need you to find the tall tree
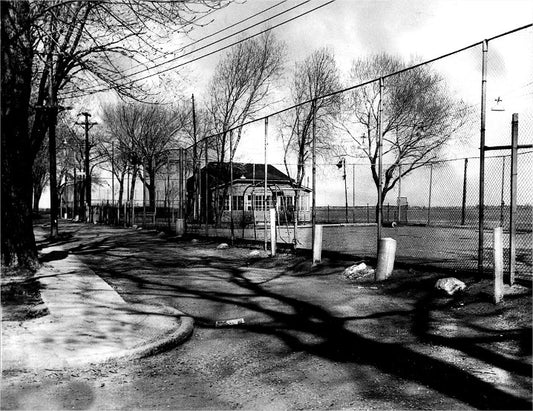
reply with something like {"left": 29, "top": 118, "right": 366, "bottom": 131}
{"left": 207, "top": 30, "right": 285, "bottom": 164}
{"left": 340, "top": 54, "right": 470, "bottom": 220}
{"left": 206, "top": 30, "right": 284, "bottom": 222}
{"left": 279, "top": 48, "right": 342, "bottom": 232}
{"left": 1, "top": 0, "right": 227, "bottom": 268}
{"left": 101, "top": 102, "right": 184, "bottom": 209}
{"left": 2, "top": 1, "right": 37, "bottom": 267}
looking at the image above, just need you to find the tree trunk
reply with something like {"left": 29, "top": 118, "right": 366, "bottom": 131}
{"left": 1, "top": 1, "right": 38, "bottom": 268}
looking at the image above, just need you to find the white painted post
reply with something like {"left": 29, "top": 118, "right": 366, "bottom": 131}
{"left": 313, "top": 224, "right": 323, "bottom": 265}
{"left": 493, "top": 227, "right": 504, "bottom": 304}
{"left": 375, "top": 237, "right": 397, "bottom": 281}
{"left": 270, "top": 208, "right": 276, "bottom": 256}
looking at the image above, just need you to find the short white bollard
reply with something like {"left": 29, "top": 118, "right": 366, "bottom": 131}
{"left": 313, "top": 225, "right": 323, "bottom": 265}
{"left": 493, "top": 227, "right": 504, "bottom": 304}
{"left": 270, "top": 208, "right": 276, "bottom": 256}
{"left": 175, "top": 218, "right": 184, "bottom": 237}
{"left": 375, "top": 237, "right": 397, "bottom": 281}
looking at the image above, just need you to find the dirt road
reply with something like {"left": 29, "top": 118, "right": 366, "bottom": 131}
{"left": 2, "top": 222, "right": 531, "bottom": 410}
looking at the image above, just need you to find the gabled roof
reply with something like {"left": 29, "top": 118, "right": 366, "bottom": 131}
{"left": 187, "top": 162, "right": 311, "bottom": 192}
{"left": 207, "top": 162, "right": 291, "bottom": 182}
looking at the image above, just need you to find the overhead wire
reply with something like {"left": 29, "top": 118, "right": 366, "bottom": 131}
{"left": 119, "top": 0, "right": 289, "bottom": 75}
{"left": 63, "top": 0, "right": 335, "bottom": 99}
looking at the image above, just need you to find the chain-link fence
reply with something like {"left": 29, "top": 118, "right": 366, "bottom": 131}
{"left": 69, "top": 26, "right": 532, "bottom": 281}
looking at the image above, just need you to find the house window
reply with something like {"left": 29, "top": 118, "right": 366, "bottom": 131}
{"left": 252, "top": 195, "right": 271, "bottom": 211}
{"left": 232, "top": 196, "right": 244, "bottom": 211}
{"left": 222, "top": 195, "right": 230, "bottom": 211}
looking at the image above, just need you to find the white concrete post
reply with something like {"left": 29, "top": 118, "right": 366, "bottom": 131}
{"left": 493, "top": 227, "right": 504, "bottom": 304}
{"left": 375, "top": 237, "right": 396, "bottom": 281}
{"left": 270, "top": 208, "right": 276, "bottom": 256}
{"left": 313, "top": 224, "right": 323, "bottom": 265}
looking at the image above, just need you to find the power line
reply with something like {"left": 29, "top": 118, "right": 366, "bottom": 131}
{"left": 120, "top": 0, "right": 310, "bottom": 79}
{"left": 64, "top": 0, "right": 335, "bottom": 99}
{"left": 181, "top": 23, "right": 533, "bottom": 151}
{"left": 120, "top": 0, "right": 289, "bottom": 75}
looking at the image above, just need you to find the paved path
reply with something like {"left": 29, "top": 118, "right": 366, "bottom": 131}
{"left": 1, "top": 244, "right": 193, "bottom": 371}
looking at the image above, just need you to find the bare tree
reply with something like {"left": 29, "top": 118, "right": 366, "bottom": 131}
{"left": 340, "top": 54, "right": 470, "bottom": 220}
{"left": 206, "top": 30, "right": 284, "bottom": 223}
{"left": 207, "top": 30, "right": 285, "bottom": 163}
{"left": 101, "top": 101, "right": 184, "bottom": 209}
{"left": 2, "top": 0, "right": 228, "bottom": 267}
{"left": 279, "top": 48, "right": 342, "bottom": 233}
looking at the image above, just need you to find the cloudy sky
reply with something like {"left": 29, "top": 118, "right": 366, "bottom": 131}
{"left": 71, "top": 0, "right": 533, "bottom": 208}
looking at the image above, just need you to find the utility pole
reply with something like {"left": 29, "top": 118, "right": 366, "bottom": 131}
{"left": 47, "top": 48, "right": 59, "bottom": 238}
{"left": 192, "top": 95, "right": 199, "bottom": 220}
{"left": 111, "top": 141, "right": 115, "bottom": 207}
{"left": 343, "top": 158, "right": 348, "bottom": 223}
{"left": 76, "top": 112, "right": 97, "bottom": 222}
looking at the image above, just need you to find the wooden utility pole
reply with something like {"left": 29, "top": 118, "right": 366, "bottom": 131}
{"left": 76, "top": 112, "right": 97, "bottom": 222}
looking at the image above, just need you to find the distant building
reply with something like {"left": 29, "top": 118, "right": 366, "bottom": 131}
{"left": 187, "top": 162, "right": 311, "bottom": 225}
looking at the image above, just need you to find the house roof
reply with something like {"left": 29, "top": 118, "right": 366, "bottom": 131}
{"left": 207, "top": 162, "right": 291, "bottom": 182}
{"left": 187, "top": 162, "right": 311, "bottom": 192}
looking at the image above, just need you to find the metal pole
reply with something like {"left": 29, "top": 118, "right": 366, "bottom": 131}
{"left": 142, "top": 164, "right": 146, "bottom": 226}
{"left": 397, "top": 164, "right": 402, "bottom": 223}
{"left": 478, "top": 40, "right": 488, "bottom": 276}
{"left": 311, "top": 100, "right": 317, "bottom": 251}
{"left": 509, "top": 113, "right": 518, "bottom": 285}
{"left": 205, "top": 139, "right": 209, "bottom": 237}
{"left": 427, "top": 163, "right": 433, "bottom": 225}
{"left": 111, "top": 142, "right": 115, "bottom": 207}
{"left": 230, "top": 130, "right": 234, "bottom": 245}
{"left": 377, "top": 77, "right": 384, "bottom": 249}
{"left": 461, "top": 158, "right": 468, "bottom": 225}
{"left": 500, "top": 156, "right": 506, "bottom": 226}
{"left": 344, "top": 159, "right": 348, "bottom": 223}
{"left": 352, "top": 163, "right": 356, "bottom": 222}
{"left": 264, "top": 117, "right": 269, "bottom": 251}
{"left": 192, "top": 94, "right": 199, "bottom": 220}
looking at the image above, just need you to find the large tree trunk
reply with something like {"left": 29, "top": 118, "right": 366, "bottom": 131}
{"left": 1, "top": 1, "right": 38, "bottom": 268}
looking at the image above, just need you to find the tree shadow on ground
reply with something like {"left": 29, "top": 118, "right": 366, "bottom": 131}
{"left": 69, "top": 228, "right": 531, "bottom": 410}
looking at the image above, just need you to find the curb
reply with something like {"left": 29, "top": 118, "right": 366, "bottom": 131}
{"left": 111, "top": 304, "right": 194, "bottom": 362}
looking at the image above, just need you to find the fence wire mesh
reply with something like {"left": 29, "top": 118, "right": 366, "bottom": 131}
{"left": 66, "top": 26, "right": 533, "bottom": 280}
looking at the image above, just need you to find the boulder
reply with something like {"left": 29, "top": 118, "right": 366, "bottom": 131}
{"left": 217, "top": 243, "right": 229, "bottom": 250}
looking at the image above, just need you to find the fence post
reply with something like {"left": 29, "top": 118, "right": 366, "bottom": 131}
{"left": 499, "top": 156, "right": 506, "bottom": 227}
{"left": 493, "top": 227, "right": 504, "bottom": 304}
{"left": 270, "top": 208, "right": 276, "bottom": 256}
{"left": 461, "top": 158, "right": 468, "bottom": 225}
{"left": 427, "top": 163, "right": 433, "bottom": 225}
{"left": 352, "top": 163, "right": 356, "bottom": 223}
{"left": 397, "top": 164, "right": 402, "bottom": 223}
{"left": 264, "top": 117, "right": 269, "bottom": 251}
{"left": 313, "top": 224, "right": 323, "bottom": 265}
{"left": 311, "top": 99, "right": 317, "bottom": 254}
{"left": 509, "top": 113, "right": 518, "bottom": 285}
{"left": 478, "top": 39, "right": 488, "bottom": 276}
{"left": 377, "top": 77, "right": 384, "bottom": 250}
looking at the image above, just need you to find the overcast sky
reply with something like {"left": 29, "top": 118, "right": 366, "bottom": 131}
{"left": 66, "top": 0, "right": 533, "bottom": 208}
{"left": 179, "top": 0, "right": 532, "bottom": 98}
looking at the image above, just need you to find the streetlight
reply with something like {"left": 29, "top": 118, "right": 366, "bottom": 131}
{"left": 336, "top": 157, "right": 348, "bottom": 223}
